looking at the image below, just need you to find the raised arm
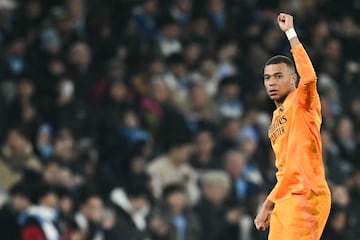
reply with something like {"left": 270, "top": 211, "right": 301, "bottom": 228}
{"left": 278, "top": 13, "right": 318, "bottom": 110}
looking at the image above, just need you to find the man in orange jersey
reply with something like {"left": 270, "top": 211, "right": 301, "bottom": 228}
{"left": 254, "top": 13, "right": 331, "bottom": 240}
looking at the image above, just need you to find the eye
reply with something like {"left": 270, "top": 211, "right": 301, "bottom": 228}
{"left": 264, "top": 76, "right": 270, "bottom": 81}
{"left": 275, "top": 74, "right": 282, "bottom": 79}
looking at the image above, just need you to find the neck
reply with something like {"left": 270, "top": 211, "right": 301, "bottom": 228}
{"left": 274, "top": 99, "right": 284, "bottom": 108}
{"left": 274, "top": 89, "right": 294, "bottom": 107}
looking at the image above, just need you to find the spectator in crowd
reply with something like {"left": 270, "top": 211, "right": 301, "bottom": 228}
{"left": 224, "top": 150, "right": 263, "bottom": 215}
{"left": 0, "top": 128, "right": 42, "bottom": 191}
{"left": 216, "top": 118, "right": 241, "bottom": 155}
{"left": 0, "top": 182, "right": 30, "bottom": 240}
{"left": 57, "top": 186, "right": 83, "bottom": 240}
{"left": 190, "top": 128, "right": 220, "bottom": 171}
{"left": 108, "top": 184, "right": 151, "bottom": 240}
{"left": 335, "top": 116, "right": 360, "bottom": 167}
{"left": 183, "top": 82, "right": 219, "bottom": 126}
{"left": 346, "top": 168, "right": 360, "bottom": 238}
{"left": 216, "top": 75, "right": 243, "bottom": 119}
{"left": 150, "top": 183, "right": 201, "bottom": 240}
{"left": 195, "top": 170, "right": 250, "bottom": 240}
{"left": 322, "top": 204, "right": 348, "bottom": 240}
{"left": 147, "top": 138, "right": 199, "bottom": 205}
{"left": 36, "top": 124, "right": 54, "bottom": 160}
{"left": 18, "top": 183, "right": 60, "bottom": 240}
{"left": 74, "top": 188, "right": 104, "bottom": 240}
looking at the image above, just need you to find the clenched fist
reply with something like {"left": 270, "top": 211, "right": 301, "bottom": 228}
{"left": 277, "top": 13, "right": 294, "bottom": 32}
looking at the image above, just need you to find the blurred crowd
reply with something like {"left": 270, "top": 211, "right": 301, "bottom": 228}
{"left": 0, "top": 0, "right": 359, "bottom": 239}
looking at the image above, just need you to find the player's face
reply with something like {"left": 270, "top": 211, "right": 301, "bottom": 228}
{"left": 263, "top": 63, "right": 296, "bottom": 104}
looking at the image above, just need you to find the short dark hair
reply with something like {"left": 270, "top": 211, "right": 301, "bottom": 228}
{"left": 265, "top": 55, "right": 295, "bottom": 72}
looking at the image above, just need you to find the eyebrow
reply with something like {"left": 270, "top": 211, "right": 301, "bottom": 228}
{"left": 264, "top": 72, "right": 283, "bottom": 77}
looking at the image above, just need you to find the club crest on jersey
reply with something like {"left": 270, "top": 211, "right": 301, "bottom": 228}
{"left": 279, "top": 105, "right": 284, "bottom": 113}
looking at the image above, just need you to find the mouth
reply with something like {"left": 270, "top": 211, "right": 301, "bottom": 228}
{"left": 268, "top": 90, "right": 278, "bottom": 97}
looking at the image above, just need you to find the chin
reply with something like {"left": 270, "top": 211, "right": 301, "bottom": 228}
{"left": 268, "top": 95, "right": 279, "bottom": 100}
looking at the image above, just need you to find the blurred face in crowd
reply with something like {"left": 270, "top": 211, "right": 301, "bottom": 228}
{"left": 337, "top": 117, "right": 353, "bottom": 141}
{"left": 312, "top": 20, "right": 330, "bottom": 41}
{"left": 239, "top": 137, "right": 257, "bottom": 157}
{"left": 123, "top": 111, "right": 140, "bottom": 129}
{"left": 49, "top": 59, "right": 66, "bottom": 77}
{"left": 203, "top": 184, "right": 229, "bottom": 206}
{"left": 331, "top": 185, "right": 349, "bottom": 207}
{"left": 18, "top": 79, "right": 34, "bottom": 99}
{"left": 68, "top": 0, "right": 83, "bottom": 19}
{"left": 110, "top": 81, "right": 126, "bottom": 102}
{"left": 190, "top": 84, "right": 209, "bottom": 108}
{"left": 143, "top": 0, "right": 158, "bottom": 15}
{"left": 59, "top": 195, "right": 73, "bottom": 216}
{"left": 54, "top": 129, "right": 76, "bottom": 158}
{"left": 82, "top": 196, "right": 103, "bottom": 223}
{"left": 324, "top": 38, "right": 342, "bottom": 61}
{"left": 149, "top": 59, "right": 165, "bottom": 76}
{"left": 184, "top": 42, "right": 202, "bottom": 64}
{"left": 176, "top": 0, "right": 192, "bottom": 14}
{"left": 58, "top": 167, "right": 74, "bottom": 189}
{"left": 264, "top": 63, "right": 296, "bottom": 104}
{"left": 330, "top": 210, "right": 347, "bottom": 233}
{"left": 222, "top": 119, "right": 241, "bottom": 141}
{"left": 26, "top": 0, "right": 42, "bottom": 20}
{"left": 129, "top": 196, "right": 148, "bottom": 211}
{"left": 130, "top": 156, "right": 146, "bottom": 174}
{"left": 195, "top": 131, "right": 215, "bottom": 155}
{"left": 69, "top": 42, "right": 91, "bottom": 68}
{"left": 192, "top": 17, "right": 210, "bottom": 39}
{"left": 218, "top": 42, "right": 238, "bottom": 61}
{"left": 208, "top": 0, "right": 225, "bottom": 14}
{"left": 200, "top": 59, "right": 217, "bottom": 79}
{"left": 169, "top": 144, "right": 192, "bottom": 165}
{"left": 221, "top": 83, "right": 240, "bottom": 100}
{"left": 166, "top": 191, "right": 187, "bottom": 214}
{"left": 263, "top": 27, "right": 282, "bottom": 52}
{"left": 12, "top": 195, "right": 30, "bottom": 212}
{"left": 43, "top": 162, "right": 60, "bottom": 185}
{"left": 40, "top": 192, "right": 58, "bottom": 209}
{"left": 162, "top": 23, "right": 180, "bottom": 40}
{"left": 9, "top": 38, "right": 26, "bottom": 56}
{"left": 170, "top": 61, "right": 186, "bottom": 78}
{"left": 225, "top": 151, "right": 246, "bottom": 178}
{"left": 7, "top": 129, "right": 27, "bottom": 153}
{"left": 22, "top": 104, "right": 36, "bottom": 122}
{"left": 151, "top": 80, "right": 170, "bottom": 103}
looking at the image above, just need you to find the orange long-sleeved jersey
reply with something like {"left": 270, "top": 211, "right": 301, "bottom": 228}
{"left": 267, "top": 44, "right": 330, "bottom": 202}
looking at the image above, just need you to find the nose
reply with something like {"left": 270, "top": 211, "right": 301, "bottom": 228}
{"left": 268, "top": 77, "right": 276, "bottom": 86}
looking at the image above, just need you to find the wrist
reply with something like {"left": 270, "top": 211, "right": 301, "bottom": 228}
{"left": 285, "top": 28, "right": 297, "bottom": 40}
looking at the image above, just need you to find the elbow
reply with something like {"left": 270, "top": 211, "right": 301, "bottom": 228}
{"left": 301, "top": 76, "right": 317, "bottom": 86}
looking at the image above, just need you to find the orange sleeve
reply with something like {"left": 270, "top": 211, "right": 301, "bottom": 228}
{"left": 291, "top": 44, "right": 318, "bottom": 110}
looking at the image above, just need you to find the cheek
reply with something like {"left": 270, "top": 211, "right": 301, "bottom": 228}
{"left": 280, "top": 79, "right": 292, "bottom": 89}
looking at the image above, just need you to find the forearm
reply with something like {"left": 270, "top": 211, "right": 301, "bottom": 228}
{"left": 262, "top": 198, "right": 274, "bottom": 210}
{"left": 287, "top": 29, "right": 316, "bottom": 84}
{"left": 289, "top": 36, "right": 301, "bottom": 49}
